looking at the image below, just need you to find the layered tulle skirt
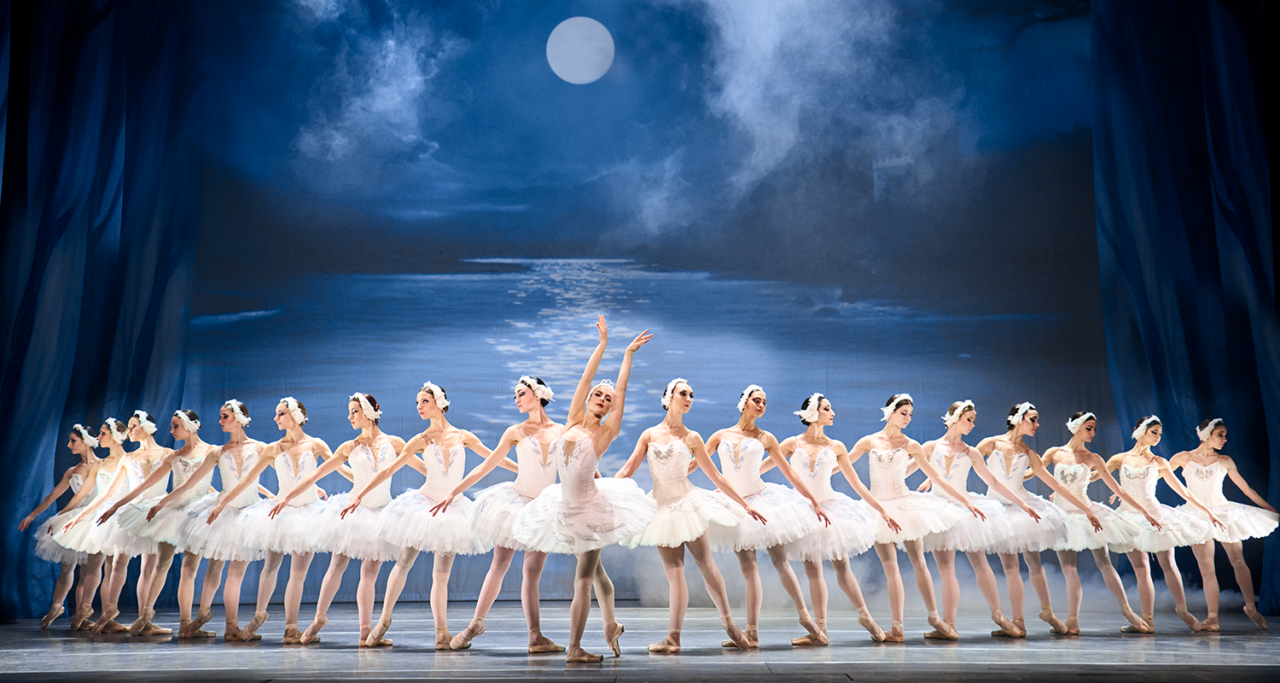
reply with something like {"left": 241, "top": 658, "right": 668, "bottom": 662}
{"left": 91, "top": 503, "right": 159, "bottom": 557}
{"left": 709, "top": 483, "right": 822, "bottom": 552}
{"left": 786, "top": 493, "right": 877, "bottom": 561}
{"left": 923, "top": 493, "right": 1013, "bottom": 553}
{"left": 874, "top": 491, "right": 965, "bottom": 544}
{"left": 1051, "top": 500, "right": 1142, "bottom": 551}
{"left": 237, "top": 498, "right": 327, "bottom": 556}
{"left": 115, "top": 496, "right": 203, "bottom": 550}
{"left": 471, "top": 483, "right": 541, "bottom": 551}
{"left": 178, "top": 494, "right": 264, "bottom": 562}
{"left": 513, "top": 479, "right": 657, "bottom": 554}
{"left": 377, "top": 490, "right": 491, "bottom": 556}
{"left": 630, "top": 488, "right": 747, "bottom": 548}
{"left": 1108, "top": 504, "right": 1213, "bottom": 553}
{"left": 35, "top": 509, "right": 88, "bottom": 565}
{"left": 1178, "top": 502, "right": 1278, "bottom": 545}
{"left": 992, "top": 493, "right": 1068, "bottom": 553}
{"left": 314, "top": 493, "right": 398, "bottom": 561}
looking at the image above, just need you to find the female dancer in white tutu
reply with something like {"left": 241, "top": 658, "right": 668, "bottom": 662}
{"left": 209, "top": 397, "right": 341, "bottom": 643}
{"left": 269, "top": 393, "right": 402, "bottom": 645}
{"left": 64, "top": 411, "right": 168, "bottom": 635}
{"left": 848, "top": 394, "right": 984, "bottom": 642}
{"left": 1041, "top": 411, "right": 1161, "bottom": 634}
{"left": 1170, "top": 418, "right": 1276, "bottom": 631}
{"left": 19, "top": 424, "right": 102, "bottom": 628}
{"left": 908, "top": 400, "right": 1042, "bottom": 639}
{"left": 1104, "top": 415, "right": 1222, "bottom": 632}
{"left": 511, "top": 318, "right": 655, "bottom": 662}
{"left": 976, "top": 402, "right": 1096, "bottom": 636}
{"left": 615, "top": 377, "right": 766, "bottom": 653}
{"left": 340, "top": 382, "right": 499, "bottom": 648}
{"left": 430, "top": 377, "right": 570, "bottom": 653}
{"left": 98, "top": 409, "right": 219, "bottom": 636}
{"left": 705, "top": 385, "right": 831, "bottom": 648}
{"left": 780, "top": 394, "right": 898, "bottom": 644}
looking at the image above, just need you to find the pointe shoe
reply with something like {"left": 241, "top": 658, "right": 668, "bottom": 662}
{"left": 363, "top": 617, "right": 393, "bottom": 647}
{"left": 1064, "top": 617, "right": 1080, "bottom": 636}
{"left": 190, "top": 608, "right": 213, "bottom": 634}
{"left": 605, "top": 621, "right": 624, "bottom": 657}
{"left": 721, "top": 616, "right": 752, "bottom": 650}
{"left": 128, "top": 608, "right": 155, "bottom": 636}
{"left": 566, "top": 647, "right": 604, "bottom": 663}
{"left": 140, "top": 622, "right": 171, "bottom": 636}
{"left": 1176, "top": 605, "right": 1203, "bottom": 632}
{"left": 991, "top": 611, "right": 1020, "bottom": 638}
{"left": 283, "top": 625, "right": 304, "bottom": 644}
{"left": 299, "top": 614, "right": 328, "bottom": 645}
{"left": 722, "top": 622, "right": 757, "bottom": 649}
{"left": 40, "top": 605, "right": 65, "bottom": 629}
{"left": 1121, "top": 611, "right": 1154, "bottom": 634}
{"left": 647, "top": 629, "right": 681, "bottom": 653}
{"left": 449, "top": 617, "right": 483, "bottom": 650}
{"left": 1244, "top": 605, "right": 1269, "bottom": 630}
{"left": 1040, "top": 607, "right": 1069, "bottom": 635}
{"left": 925, "top": 614, "right": 959, "bottom": 640}
{"left": 991, "top": 617, "right": 1026, "bottom": 638}
{"left": 858, "top": 609, "right": 886, "bottom": 642}
{"left": 70, "top": 606, "right": 94, "bottom": 631}
{"left": 527, "top": 628, "right": 566, "bottom": 653}
{"left": 1200, "top": 612, "right": 1220, "bottom": 633}
{"left": 793, "top": 617, "right": 829, "bottom": 646}
{"left": 882, "top": 622, "right": 906, "bottom": 643}
{"left": 239, "top": 611, "right": 269, "bottom": 641}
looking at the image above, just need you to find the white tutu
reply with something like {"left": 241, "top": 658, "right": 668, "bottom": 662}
{"left": 874, "top": 491, "right": 964, "bottom": 545}
{"left": 93, "top": 509, "right": 158, "bottom": 557}
{"left": 786, "top": 493, "right": 877, "bottom": 561}
{"left": 377, "top": 490, "right": 491, "bottom": 556}
{"left": 631, "top": 488, "right": 746, "bottom": 548}
{"left": 236, "top": 497, "right": 327, "bottom": 556}
{"left": 924, "top": 494, "right": 1013, "bottom": 553}
{"left": 993, "top": 494, "right": 1068, "bottom": 553}
{"left": 35, "top": 513, "right": 87, "bottom": 565}
{"left": 115, "top": 499, "right": 190, "bottom": 550}
{"left": 708, "top": 483, "right": 822, "bottom": 553}
{"left": 179, "top": 493, "right": 264, "bottom": 561}
{"left": 471, "top": 483, "right": 540, "bottom": 551}
{"left": 1052, "top": 501, "right": 1142, "bottom": 552}
{"left": 512, "top": 478, "right": 657, "bottom": 555}
{"left": 1109, "top": 504, "right": 1213, "bottom": 553}
{"left": 1179, "top": 502, "right": 1279, "bottom": 544}
{"left": 314, "top": 493, "right": 397, "bottom": 561}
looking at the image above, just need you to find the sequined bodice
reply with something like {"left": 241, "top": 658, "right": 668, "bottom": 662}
{"left": 1182, "top": 461, "right": 1229, "bottom": 507}
{"left": 929, "top": 441, "right": 974, "bottom": 496}
{"left": 868, "top": 448, "right": 912, "bottom": 500}
{"left": 171, "top": 451, "right": 215, "bottom": 505}
{"left": 277, "top": 450, "right": 319, "bottom": 506}
{"left": 351, "top": 442, "right": 396, "bottom": 507}
{"left": 218, "top": 446, "right": 261, "bottom": 508}
{"left": 559, "top": 437, "right": 601, "bottom": 506}
{"left": 1118, "top": 462, "right": 1160, "bottom": 512}
{"left": 988, "top": 450, "right": 1030, "bottom": 504}
{"left": 125, "top": 457, "right": 168, "bottom": 499}
{"left": 717, "top": 437, "right": 766, "bottom": 497}
{"left": 647, "top": 441, "right": 696, "bottom": 505}
{"left": 512, "top": 435, "right": 561, "bottom": 499}
{"left": 1051, "top": 462, "right": 1091, "bottom": 510}
{"left": 422, "top": 442, "right": 466, "bottom": 501}
{"left": 792, "top": 446, "right": 836, "bottom": 502}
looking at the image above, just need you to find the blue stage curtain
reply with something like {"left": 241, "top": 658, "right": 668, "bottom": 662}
{"left": 0, "top": 0, "right": 198, "bottom": 621}
{"left": 1093, "top": 0, "right": 1277, "bottom": 611}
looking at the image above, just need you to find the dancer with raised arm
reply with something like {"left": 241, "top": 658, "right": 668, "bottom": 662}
{"left": 847, "top": 394, "right": 984, "bottom": 642}
{"left": 1170, "top": 418, "right": 1274, "bottom": 631}
{"left": 269, "top": 393, "right": 404, "bottom": 645}
{"left": 340, "top": 383, "right": 500, "bottom": 648}
{"left": 19, "top": 424, "right": 102, "bottom": 629}
{"left": 1041, "top": 412, "right": 1157, "bottom": 634}
{"left": 780, "top": 394, "right": 897, "bottom": 643}
{"left": 615, "top": 377, "right": 766, "bottom": 653}
{"left": 1104, "top": 415, "right": 1221, "bottom": 632}
{"left": 705, "top": 385, "right": 831, "bottom": 648}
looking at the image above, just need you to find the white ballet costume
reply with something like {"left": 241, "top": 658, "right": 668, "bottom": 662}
{"left": 1108, "top": 462, "right": 1213, "bottom": 553}
{"left": 315, "top": 442, "right": 398, "bottom": 561}
{"left": 35, "top": 473, "right": 93, "bottom": 565}
{"left": 866, "top": 448, "right": 964, "bottom": 545}
{"left": 1049, "top": 461, "right": 1141, "bottom": 551}
{"left": 116, "top": 450, "right": 214, "bottom": 550}
{"left": 708, "top": 438, "right": 822, "bottom": 553}
{"left": 630, "top": 440, "right": 746, "bottom": 548}
{"left": 1178, "top": 460, "right": 1278, "bottom": 543}
{"left": 784, "top": 446, "right": 877, "bottom": 562}
{"left": 920, "top": 442, "right": 1014, "bottom": 554}
{"left": 181, "top": 447, "right": 265, "bottom": 562}
{"left": 513, "top": 437, "right": 657, "bottom": 555}
{"left": 236, "top": 450, "right": 327, "bottom": 556}
{"left": 470, "top": 434, "right": 562, "bottom": 551}
{"left": 94, "top": 458, "right": 165, "bottom": 556}
{"left": 54, "top": 466, "right": 114, "bottom": 555}
{"left": 377, "top": 443, "right": 492, "bottom": 556}
{"left": 985, "top": 450, "right": 1068, "bottom": 553}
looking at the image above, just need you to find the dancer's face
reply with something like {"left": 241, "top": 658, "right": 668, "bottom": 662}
{"left": 742, "top": 390, "right": 767, "bottom": 418}
{"left": 888, "top": 403, "right": 912, "bottom": 429}
{"left": 417, "top": 391, "right": 443, "bottom": 419}
{"left": 1077, "top": 419, "right": 1096, "bottom": 443}
{"left": 818, "top": 399, "right": 835, "bottom": 426}
{"left": 274, "top": 403, "right": 293, "bottom": 430}
{"left": 170, "top": 416, "right": 185, "bottom": 440}
{"left": 956, "top": 410, "right": 976, "bottom": 435}
{"left": 1208, "top": 426, "right": 1227, "bottom": 450}
{"left": 1020, "top": 410, "right": 1040, "bottom": 436}
{"left": 219, "top": 408, "right": 236, "bottom": 433}
{"left": 127, "top": 417, "right": 146, "bottom": 443}
{"left": 1141, "top": 424, "right": 1162, "bottom": 447}
{"left": 667, "top": 383, "right": 693, "bottom": 414}
{"left": 98, "top": 424, "right": 117, "bottom": 447}
{"left": 514, "top": 384, "right": 540, "bottom": 413}
{"left": 348, "top": 400, "right": 368, "bottom": 429}
{"left": 67, "top": 434, "right": 85, "bottom": 455}
{"left": 588, "top": 386, "right": 613, "bottom": 417}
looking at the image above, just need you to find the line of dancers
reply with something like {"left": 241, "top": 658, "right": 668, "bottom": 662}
{"left": 21, "top": 317, "right": 1277, "bottom": 661}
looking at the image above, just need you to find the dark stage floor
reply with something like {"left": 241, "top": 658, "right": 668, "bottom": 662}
{"left": 2, "top": 604, "right": 1276, "bottom": 682}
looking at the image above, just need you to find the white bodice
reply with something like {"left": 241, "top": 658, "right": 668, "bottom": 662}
{"left": 558, "top": 437, "right": 601, "bottom": 506}
{"left": 511, "top": 435, "right": 561, "bottom": 499}
{"left": 867, "top": 448, "right": 913, "bottom": 500}
{"left": 218, "top": 446, "right": 261, "bottom": 508}
{"left": 716, "top": 437, "right": 767, "bottom": 497}
{"left": 421, "top": 442, "right": 466, "bottom": 501}
{"left": 69, "top": 473, "right": 85, "bottom": 495}
{"left": 928, "top": 441, "right": 974, "bottom": 496}
{"left": 792, "top": 446, "right": 837, "bottom": 502}
{"left": 987, "top": 450, "right": 1031, "bottom": 504}
{"left": 351, "top": 442, "right": 396, "bottom": 507}
{"left": 1118, "top": 461, "right": 1161, "bottom": 512}
{"left": 94, "top": 465, "right": 117, "bottom": 503}
{"left": 125, "top": 457, "right": 168, "bottom": 499}
{"left": 647, "top": 440, "right": 696, "bottom": 505}
{"left": 1182, "top": 461, "right": 1229, "bottom": 507}
{"left": 277, "top": 450, "right": 320, "bottom": 506}
{"left": 1051, "top": 461, "right": 1092, "bottom": 510}
{"left": 171, "top": 451, "right": 215, "bottom": 505}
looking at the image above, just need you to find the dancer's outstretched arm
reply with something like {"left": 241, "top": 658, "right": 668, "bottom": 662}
{"left": 689, "top": 433, "right": 766, "bottom": 523}
{"left": 567, "top": 315, "right": 611, "bottom": 431}
{"left": 590, "top": 329, "right": 651, "bottom": 454}
{"left": 1080, "top": 451, "right": 1162, "bottom": 528}
{"left": 430, "top": 425, "right": 523, "bottom": 514}
{"left": 1153, "top": 456, "right": 1223, "bottom": 528}
{"left": 613, "top": 429, "right": 650, "bottom": 479}
{"left": 1023, "top": 449, "right": 1101, "bottom": 529}
{"left": 206, "top": 442, "right": 290, "bottom": 523}
{"left": 18, "top": 463, "right": 96, "bottom": 531}
{"left": 828, "top": 441, "right": 900, "bottom": 533}
{"left": 968, "top": 445, "right": 1042, "bottom": 521}
{"left": 98, "top": 450, "right": 176, "bottom": 524}
{"left": 268, "top": 440, "right": 345, "bottom": 517}
{"left": 64, "top": 459, "right": 128, "bottom": 531}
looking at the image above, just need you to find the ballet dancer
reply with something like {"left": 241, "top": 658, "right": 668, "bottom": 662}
{"left": 19, "top": 424, "right": 102, "bottom": 628}
{"left": 269, "top": 393, "right": 403, "bottom": 645}
{"left": 705, "top": 384, "right": 832, "bottom": 648}
{"left": 1041, "top": 411, "right": 1160, "bottom": 634}
{"left": 1104, "top": 415, "right": 1222, "bottom": 632}
{"left": 615, "top": 377, "right": 766, "bottom": 653}
{"left": 1170, "top": 418, "right": 1277, "bottom": 631}
{"left": 847, "top": 393, "right": 984, "bottom": 642}
{"left": 780, "top": 394, "right": 897, "bottom": 643}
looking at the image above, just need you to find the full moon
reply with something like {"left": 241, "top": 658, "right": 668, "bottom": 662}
{"left": 546, "top": 17, "right": 614, "bottom": 85}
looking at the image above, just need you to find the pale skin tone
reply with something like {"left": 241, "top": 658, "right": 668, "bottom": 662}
{"left": 62, "top": 424, "right": 128, "bottom": 630}
{"left": 705, "top": 388, "right": 833, "bottom": 647}
{"left": 615, "top": 381, "right": 766, "bottom": 653}
{"left": 1038, "top": 417, "right": 1161, "bottom": 633}
{"left": 1169, "top": 425, "right": 1269, "bottom": 630}
{"left": 774, "top": 398, "right": 897, "bottom": 643}
{"left": 268, "top": 398, "right": 406, "bottom": 645}
{"left": 1103, "top": 422, "right": 1224, "bottom": 632}
{"left": 849, "top": 401, "right": 986, "bottom": 642}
